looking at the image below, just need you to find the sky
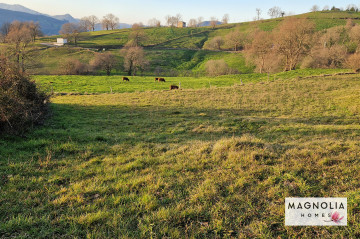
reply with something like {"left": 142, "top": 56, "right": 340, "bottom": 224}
{"left": 1, "top": 0, "right": 359, "bottom": 24}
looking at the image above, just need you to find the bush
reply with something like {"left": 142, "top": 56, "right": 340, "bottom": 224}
{"left": 346, "top": 53, "right": 360, "bottom": 72}
{"left": 0, "top": 57, "right": 49, "bottom": 135}
{"left": 59, "top": 58, "right": 89, "bottom": 75}
{"left": 205, "top": 59, "right": 237, "bottom": 76}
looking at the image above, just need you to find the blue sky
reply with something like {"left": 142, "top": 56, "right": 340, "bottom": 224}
{"left": 1, "top": 0, "right": 359, "bottom": 24}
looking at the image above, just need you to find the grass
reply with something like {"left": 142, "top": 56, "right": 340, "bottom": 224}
{"left": 32, "top": 69, "right": 352, "bottom": 94}
{"left": 1, "top": 74, "right": 360, "bottom": 237}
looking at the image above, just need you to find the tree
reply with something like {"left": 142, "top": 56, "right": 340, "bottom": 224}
{"left": 88, "top": 15, "right": 99, "bottom": 31}
{"left": 0, "top": 22, "right": 11, "bottom": 37}
{"left": 210, "top": 17, "right": 218, "bottom": 29}
{"left": 188, "top": 19, "right": 197, "bottom": 27}
{"left": 90, "top": 53, "right": 117, "bottom": 76}
{"left": 59, "top": 23, "right": 84, "bottom": 45}
{"left": 311, "top": 5, "right": 319, "bottom": 12}
{"left": 268, "top": 6, "right": 282, "bottom": 18}
{"left": 274, "top": 18, "right": 315, "bottom": 71}
{"left": 205, "top": 59, "right": 232, "bottom": 76}
{"left": 255, "top": 8, "right": 262, "bottom": 21}
{"left": 222, "top": 14, "right": 229, "bottom": 24}
{"left": 197, "top": 17, "right": 204, "bottom": 26}
{"left": 346, "top": 4, "right": 358, "bottom": 12}
{"left": 121, "top": 46, "right": 147, "bottom": 76}
{"left": 79, "top": 17, "right": 92, "bottom": 32}
{"left": 224, "top": 29, "right": 247, "bottom": 51}
{"left": 165, "top": 14, "right": 182, "bottom": 27}
{"left": 59, "top": 58, "right": 89, "bottom": 75}
{"left": 126, "top": 23, "right": 147, "bottom": 47}
{"left": 26, "top": 21, "right": 42, "bottom": 41}
{"left": 6, "top": 21, "right": 33, "bottom": 72}
{"left": 148, "top": 18, "right": 161, "bottom": 27}
{"left": 245, "top": 30, "right": 276, "bottom": 73}
{"left": 203, "top": 36, "right": 224, "bottom": 50}
{"left": 323, "top": 5, "right": 330, "bottom": 11}
{"left": 102, "top": 14, "right": 119, "bottom": 30}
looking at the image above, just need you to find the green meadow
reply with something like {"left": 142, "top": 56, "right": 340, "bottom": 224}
{"left": 1, "top": 73, "right": 360, "bottom": 238}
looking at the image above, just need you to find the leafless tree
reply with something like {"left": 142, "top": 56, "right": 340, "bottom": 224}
{"left": 6, "top": 21, "right": 33, "bottom": 71}
{"left": 311, "top": 5, "right": 320, "bottom": 12}
{"left": 256, "top": 8, "right": 262, "bottom": 20}
{"left": 274, "top": 17, "right": 315, "bottom": 71}
{"left": 121, "top": 46, "right": 148, "bottom": 76}
{"left": 87, "top": 15, "right": 99, "bottom": 31}
{"left": 59, "top": 23, "right": 85, "bottom": 45}
{"left": 148, "top": 18, "right": 161, "bottom": 27}
{"left": 79, "top": 17, "right": 92, "bottom": 32}
{"left": 346, "top": 4, "right": 358, "bottom": 11}
{"left": 197, "top": 17, "right": 204, "bottom": 26}
{"left": 0, "top": 22, "right": 11, "bottom": 38}
{"left": 222, "top": 14, "right": 229, "bottom": 24}
{"left": 203, "top": 36, "right": 224, "bottom": 50}
{"left": 26, "top": 21, "right": 42, "bottom": 41}
{"left": 90, "top": 52, "right": 117, "bottom": 76}
{"left": 126, "top": 23, "right": 148, "bottom": 47}
{"left": 268, "top": 6, "right": 282, "bottom": 18}
{"left": 323, "top": 5, "right": 330, "bottom": 11}
{"left": 210, "top": 17, "right": 218, "bottom": 29}
{"left": 188, "top": 18, "right": 197, "bottom": 27}
{"left": 165, "top": 14, "right": 182, "bottom": 27}
{"left": 102, "top": 14, "right": 119, "bottom": 30}
{"left": 225, "top": 29, "right": 247, "bottom": 51}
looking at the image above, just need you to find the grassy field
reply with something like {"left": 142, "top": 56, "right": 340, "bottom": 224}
{"left": 32, "top": 69, "right": 352, "bottom": 94}
{"left": 1, "top": 73, "right": 360, "bottom": 238}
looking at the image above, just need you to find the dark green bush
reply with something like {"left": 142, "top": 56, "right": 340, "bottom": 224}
{"left": 0, "top": 57, "right": 50, "bottom": 135}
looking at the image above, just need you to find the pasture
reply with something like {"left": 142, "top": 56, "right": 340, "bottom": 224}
{"left": 1, "top": 74, "right": 360, "bottom": 238}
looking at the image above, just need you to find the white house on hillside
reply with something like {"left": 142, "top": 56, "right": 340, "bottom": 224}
{"left": 55, "top": 38, "right": 68, "bottom": 46}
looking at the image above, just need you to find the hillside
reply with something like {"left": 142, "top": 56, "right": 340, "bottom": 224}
{"left": 54, "top": 10, "right": 360, "bottom": 50}
{"left": 0, "top": 8, "right": 66, "bottom": 35}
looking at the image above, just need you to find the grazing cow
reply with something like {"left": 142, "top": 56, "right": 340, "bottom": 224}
{"left": 123, "top": 77, "right": 130, "bottom": 81}
{"left": 170, "top": 85, "right": 179, "bottom": 90}
{"left": 158, "top": 78, "right": 166, "bottom": 82}
{"left": 155, "top": 77, "right": 159, "bottom": 82}
{"left": 68, "top": 81, "right": 72, "bottom": 84}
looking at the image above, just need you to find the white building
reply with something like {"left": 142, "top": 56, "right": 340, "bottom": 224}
{"left": 55, "top": 38, "right": 68, "bottom": 46}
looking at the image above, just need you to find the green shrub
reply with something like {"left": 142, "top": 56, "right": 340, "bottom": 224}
{"left": 0, "top": 57, "right": 50, "bottom": 135}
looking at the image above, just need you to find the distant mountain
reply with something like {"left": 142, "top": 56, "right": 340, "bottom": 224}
{"left": 0, "top": 3, "right": 42, "bottom": 15}
{"left": 52, "top": 14, "right": 79, "bottom": 23}
{"left": 0, "top": 8, "right": 66, "bottom": 35}
{"left": 198, "top": 21, "right": 223, "bottom": 27}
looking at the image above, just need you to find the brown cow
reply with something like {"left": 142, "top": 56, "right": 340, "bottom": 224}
{"left": 123, "top": 77, "right": 130, "bottom": 81}
{"left": 170, "top": 85, "right": 179, "bottom": 90}
{"left": 158, "top": 78, "right": 166, "bottom": 82}
{"left": 155, "top": 77, "right": 159, "bottom": 81}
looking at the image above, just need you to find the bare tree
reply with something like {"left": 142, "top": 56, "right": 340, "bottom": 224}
{"left": 311, "top": 5, "right": 320, "bottom": 12}
{"left": 0, "top": 22, "right": 11, "bottom": 38}
{"left": 203, "top": 36, "right": 224, "bottom": 50}
{"left": 256, "top": 8, "right": 262, "bottom": 20}
{"left": 197, "top": 17, "right": 204, "bottom": 26}
{"left": 225, "top": 29, "right": 247, "bottom": 51}
{"left": 188, "top": 18, "right": 197, "bottom": 27}
{"left": 59, "top": 23, "right": 85, "bottom": 45}
{"left": 90, "top": 52, "right": 117, "bottom": 76}
{"left": 268, "top": 6, "right": 282, "bottom": 18}
{"left": 121, "top": 46, "right": 148, "bottom": 76}
{"left": 102, "top": 14, "right": 119, "bottom": 30}
{"left": 274, "top": 17, "right": 315, "bottom": 71}
{"left": 148, "top": 18, "right": 161, "bottom": 27}
{"left": 323, "top": 5, "right": 330, "bottom": 11}
{"left": 79, "top": 17, "right": 92, "bottom": 32}
{"left": 126, "top": 23, "right": 148, "bottom": 47}
{"left": 346, "top": 4, "right": 358, "bottom": 11}
{"left": 222, "top": 14, "right": 229, "bottom": 24}
{"left": 26, "top": 21, "right": 42, "bottom": 41}
{"left": 210, "top": 17, "right": 218, "bottom": 29}
{"left": 6, "top": 21, "right": 33, "bottom": 71}
{"left": 165, "top": 14, "right": 182, "bottom": 27}
{"left": 88, "top": 15, "right": 99, "bottom": 31}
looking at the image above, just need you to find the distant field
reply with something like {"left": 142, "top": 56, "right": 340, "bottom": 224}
{"left": 1, "top": 75, "right": 360, "bottom": 237}
{"left": 33, "top": 69, "right": 353, "bottom": 94}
